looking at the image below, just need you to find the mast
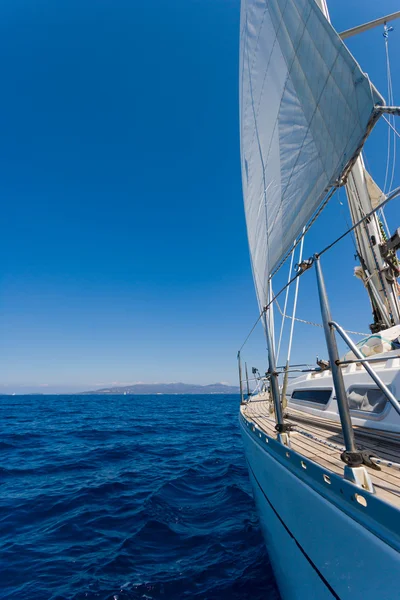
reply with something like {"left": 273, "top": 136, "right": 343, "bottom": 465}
{"left": 345, "top": 160, "right": 400, "bottom": 330}
{"left": 316, "top": 0, "right": 400, "bottom": 331}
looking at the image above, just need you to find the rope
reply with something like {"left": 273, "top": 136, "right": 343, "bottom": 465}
{"left": 274, "top": 297, "right": 369, "bottom": 337}
{"left": 292, "top": 426, "right": 400, "bottom": 471}
{"left": 370, "top": 457, "right": 400, "bottom": 471}
{"left": 293, "top": 426, "right": 345, "bottom": 453}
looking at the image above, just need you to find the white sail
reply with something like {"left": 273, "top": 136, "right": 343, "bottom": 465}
{"left": 240, "top": 0, "right": 384, "bottom": 309}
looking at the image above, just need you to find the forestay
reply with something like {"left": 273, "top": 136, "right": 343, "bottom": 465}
{"left": 239, "top": 0, "right": 384, "bottom": 309}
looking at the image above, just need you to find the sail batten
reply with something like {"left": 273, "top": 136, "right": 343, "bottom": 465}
{"left": 240, "top": 0, "right": 384, "bottom": 310}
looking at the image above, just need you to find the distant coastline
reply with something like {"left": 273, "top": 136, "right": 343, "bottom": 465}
{"left": 80, "top": 382, "right": 240, "bottom": 395}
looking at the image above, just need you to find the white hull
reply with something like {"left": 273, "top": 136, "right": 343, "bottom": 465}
{"left": 240, "top": 414, "right": 400, "bottom": 600}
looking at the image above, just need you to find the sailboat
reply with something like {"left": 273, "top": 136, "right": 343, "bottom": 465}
{"left": 238, "top": 1, "right": 400, "bottom": 598}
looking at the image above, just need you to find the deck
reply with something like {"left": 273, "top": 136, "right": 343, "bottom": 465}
{"left": 241, "top": 398, "right": 400, "bottom": 508}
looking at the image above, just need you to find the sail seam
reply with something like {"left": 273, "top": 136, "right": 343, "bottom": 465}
{"left": 245, "top": 31, "right": 273, "bottom": 309}
{"left": 261, "top": 2, "right": 319, "bottom": 237}
{"left": 242, "top": 0, "right": 289, "bottom": 167}
{"left": 270, "top": 187, "right": 336, "bottom": 279}
{"left": 273, "top": 0, "right": 340, "bottom": 188}
{"left": 240, "top": 0, "right": 385, "bottom": 304}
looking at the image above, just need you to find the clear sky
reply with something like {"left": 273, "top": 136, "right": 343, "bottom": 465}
{"left": 2, "top": 0, "right": 400, "bottom": 393}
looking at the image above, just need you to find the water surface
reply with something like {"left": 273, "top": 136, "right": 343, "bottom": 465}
{"left": 0, "top": 394, "right": 279, "bottom": 599}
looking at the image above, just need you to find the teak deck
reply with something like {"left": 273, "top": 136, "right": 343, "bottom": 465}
{"left": 241, "top": 398, "right": 400, "bottom": 508}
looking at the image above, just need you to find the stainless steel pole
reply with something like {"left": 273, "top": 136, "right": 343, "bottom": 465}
{"left": 331, "top": 321, "right": 400, "bottom": 417}
{"left": 237, "top": 352, "right": 244, "bottom": 404}
{"left": 339, "top": 11, "right": 400, "bottom": 40}
{"left": 245, "top": 362, "right": 250, "bottom": 398}
{"left": 314, "top": 255, "right": 359, "bottom": 457}
{"left": 264, "top": 309, "right": 284, "bottom": 427}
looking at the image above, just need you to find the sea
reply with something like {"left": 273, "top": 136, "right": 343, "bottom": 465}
{"left": 0, "top": 394, "right": 280, "bottom": 600}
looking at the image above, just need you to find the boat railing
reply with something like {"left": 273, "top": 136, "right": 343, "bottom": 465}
{"left": 245, "top": 255, "right": 398, "bottom": 488}
{"left": 331, "top": 320, "right": 400, "bottom": 417}
{"left": 338, "top": 354, "right": 400, "bottom": 366}
{"left": 238, "top": 188, "right": 400, "bottom": 486}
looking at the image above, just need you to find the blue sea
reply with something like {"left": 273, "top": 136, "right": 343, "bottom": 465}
{"left": 0, "top": 394, "right": 280, "bottom": 600}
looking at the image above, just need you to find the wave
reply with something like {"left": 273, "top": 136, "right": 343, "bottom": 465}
{"left": 0, "top": 394, "right": 280, "bottom": 600}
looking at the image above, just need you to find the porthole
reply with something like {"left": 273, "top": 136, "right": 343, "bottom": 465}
{"left": 355, "top": 494, "right": 367, "bottom": 507}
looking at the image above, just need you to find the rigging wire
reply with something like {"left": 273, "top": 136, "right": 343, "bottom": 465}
{"left": 274, "top": 297, "right": 368, "bottom": 337}
{"left": 238, "top": 186, "right": 400, "bottom": 353}
{"left": 238, "top": 268, "right": 308, "bottom": 353}
{"left": 381, "top": 23, "right": 396, "bottom": 234}
{"left": 286, "top": 229, "right": 305, "bottom": 361}
{"left": 279, "top": 230, "right": 307, "bottom": 407}
{"left": 265, "top": 269, "right": 306, "bottom": 313}
{"left": 318, "top": 185, "right": 400, "bottom": 258}
{"left": 238, "top": 27, "right": 400, "bottom": 355}
{"left": 384, "top": 23, "right": 396, "bottom": 195}
{"left": 380, "top": 115, "right": 400, "bottom": 237}
{"left": 270, "top": 187, "right": 337, "bottom": 280}
{"left": 276, "top": 241, "right": 296, "bottom": 364}
{"left": 380, "top": 203, "right": 391, "bottom": 239}
{"left": 383, "top": 24, "right": 393, "bottom": 194}
{"left": 238, "top": 309, "right": 265, "bottom": 354}
{"left": 337, "top": 189, "right": 358, "bottom": 254}
{"left": 382, "top": 114, "right": 400, "bottom": 140}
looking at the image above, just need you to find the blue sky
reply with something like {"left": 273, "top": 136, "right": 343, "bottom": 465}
{"left": 2, "top": 0, "right": 400, "bottom": 393}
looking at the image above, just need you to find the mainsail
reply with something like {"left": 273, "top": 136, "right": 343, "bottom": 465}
{"left": 240, "top": 0, "right": 384, "bottom": 309}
